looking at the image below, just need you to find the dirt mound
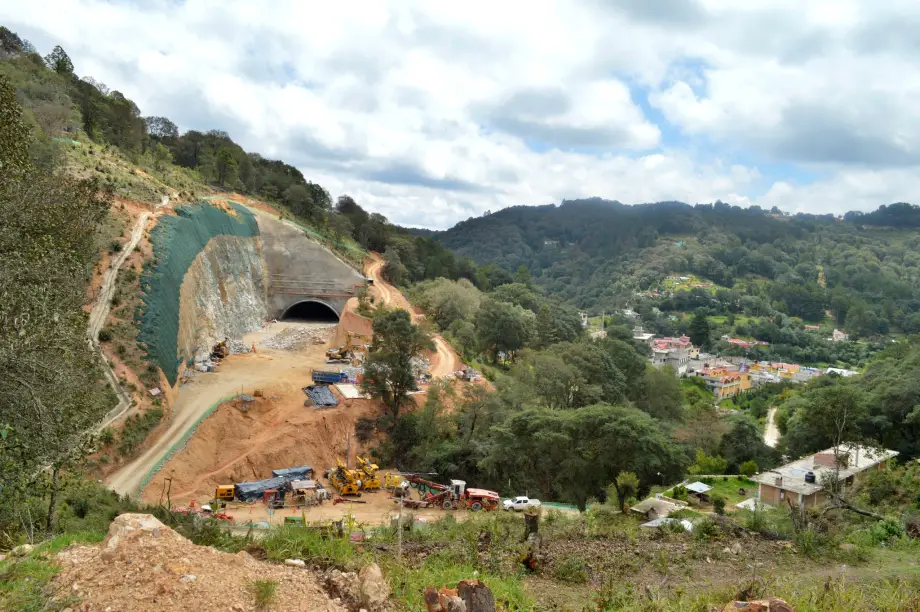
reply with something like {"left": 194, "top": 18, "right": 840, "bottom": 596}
{"left": 55, "top": 513, "right": 344, "bottom": 612}
{"left": 144, "top": 393, "right": 379, "bottom": 504}
{"left": 332, "top": 305, "right": 373, "bottom": 348}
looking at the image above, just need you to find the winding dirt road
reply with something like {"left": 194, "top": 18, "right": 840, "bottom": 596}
{"left": 88, "top": 212, "right": 150, "bottom": 342}
{"left": 89, "top": 212, "right": 150, "bottom": 430}
{"left": 365, "top": 253, "right": 460, "bottom": 377}
{"left": 764, "top": 407, "right": 780, "bottom": 448}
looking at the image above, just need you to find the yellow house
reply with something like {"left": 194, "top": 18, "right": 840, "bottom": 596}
{"left": 699, "top": 367, "right": 745, "bottom": 399}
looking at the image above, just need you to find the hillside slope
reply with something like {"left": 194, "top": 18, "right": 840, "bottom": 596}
{"left": 430, "top": 199, "right": 920, "bottom": 357}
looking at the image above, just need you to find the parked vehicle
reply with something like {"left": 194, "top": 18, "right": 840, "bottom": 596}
{"left": 503, "top": 496, "right": 541, "bottom": 511}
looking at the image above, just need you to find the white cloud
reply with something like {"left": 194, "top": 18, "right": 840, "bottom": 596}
{"left": 4, "top": 0, "right": 920, "bottom": 228}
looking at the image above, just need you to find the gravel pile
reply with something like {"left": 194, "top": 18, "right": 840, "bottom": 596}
{"left": 411, "top": 356, "right": 430, "bottom": 378}
{"left": 261, "top": 323, "right": 336, "bottom": 350}
{"left": 227, "top": 339, "right": 252, "bottom": 354}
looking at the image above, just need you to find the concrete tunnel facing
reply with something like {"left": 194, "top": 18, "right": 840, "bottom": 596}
{"left": 280, "top": 299, "right": 341, "bottom": 323}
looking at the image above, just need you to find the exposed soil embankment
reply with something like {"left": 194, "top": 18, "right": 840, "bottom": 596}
{"left": 144, "top": 391, "right": 379, "bottom": 505}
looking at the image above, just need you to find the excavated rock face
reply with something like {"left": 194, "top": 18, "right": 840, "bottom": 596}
{"left": 54, "top": 513, "right": 345, "bottom": 612}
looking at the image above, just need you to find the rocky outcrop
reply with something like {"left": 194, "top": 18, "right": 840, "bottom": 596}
{"left": 176, "top": 234, "right": 268, "bottom": 366}
{"left": 321, "top": 563, "right": 390, "bottom": 611}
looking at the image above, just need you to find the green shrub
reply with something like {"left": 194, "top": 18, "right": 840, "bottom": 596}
{"left": 554, "top": 555, "right": 589, "bottom": 584}
{"left": 99, "top": 427, "right": 115, "bottom": 445}
{"left": 98, "top": 328, "right": 113, "bottom": 342}
{"left": 247, "top": 579, "right": 277, "bottom": 610}
{"left": 109, "top": 240, "right": 122, "bottom": 253}
{"left": 694, "top": 517, "right": 720, "bottom": 541}
{"left": 740, "top": 460, "right": 759, "bottom": 477}
{"left": 795, "top": 526, "right": 828, "bottom": 558}
{"left": 867, "top": 518, "right": 905, "bottom": 544}
{"left": 711, "top": 494, "right": 726, "bottom": 515}
{"left": 117, "top": 407, "right": 163, "bottom": 457}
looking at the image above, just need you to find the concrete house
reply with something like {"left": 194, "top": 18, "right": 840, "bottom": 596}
{"left": 753, "top": 444, "right": 898, "bottom": 508}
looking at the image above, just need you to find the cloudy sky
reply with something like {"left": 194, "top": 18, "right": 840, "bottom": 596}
{"left": 5, "top": 0, "right": 919, "bottom": 228}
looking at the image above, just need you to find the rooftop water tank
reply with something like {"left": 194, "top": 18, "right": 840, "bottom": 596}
{"left": 804, "top": 471, "right": 816, "bottom": 484}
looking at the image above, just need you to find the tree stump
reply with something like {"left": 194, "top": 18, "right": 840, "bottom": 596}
{"left": 522, "top": 510, "right": 540, "bottom": 542}
{"left": 458, "top": 580, "right": 496, "bottom": 612}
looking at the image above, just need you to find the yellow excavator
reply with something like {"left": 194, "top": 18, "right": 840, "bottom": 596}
{"left": 328, "top": 460, "right": 362, "bottom": 496}
{"left": 326, "top": 332, "right": 359, "bottom": 363}
{"left": 356, "top": 456, "right": 381, "bottom": 491}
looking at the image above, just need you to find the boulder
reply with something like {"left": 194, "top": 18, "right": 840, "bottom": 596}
{"left": 718, "top": 597, "right": 794, "bottom": 611}
{"left": 101, "top": 513, "right": 185, "bottom": 562}
{"left": 906, "top": 518, "right": 920, "bottom": 539}
{"left": 285, "top": 559, "right": 306, "bottom": 568}
{"left": 11, "top": 544, "right": 34, "bottom": 557}
{"left": 358, "top": 563, "right": 389, "bottom": 610}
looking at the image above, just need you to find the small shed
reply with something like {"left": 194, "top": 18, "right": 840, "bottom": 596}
{"left": 629, "top": 497, "right": 682, "bottom": 520}
{"left": 685, "top": 481, "right": 713, "bottom": 502}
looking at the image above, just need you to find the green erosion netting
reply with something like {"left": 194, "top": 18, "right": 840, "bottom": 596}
{"left": 138, "top": 203, "right": 259, "bottom": 385}
{"left": 201, "top": 196, "right": 366, "bottom": 266}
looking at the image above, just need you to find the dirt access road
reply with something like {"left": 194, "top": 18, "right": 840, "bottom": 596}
{"left": 107, "top": 322, "right": 336, "bottom": 496}
{"left": 764, "top": 407, "right": 780, "bottom": 447}
{"left": 88, "top": 212, "right": 150, "bottom": 430}
{"left": 365, "top": 252, "right": 460, "bottom": 378}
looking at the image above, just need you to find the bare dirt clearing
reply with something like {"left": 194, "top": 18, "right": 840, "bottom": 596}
{"left": 108, "top": 321, "right": 341, "bottom": 497}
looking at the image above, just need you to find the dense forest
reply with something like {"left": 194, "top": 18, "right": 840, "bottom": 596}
{"left": 425, "top": 198, "right": 920, "bottom": 365}
{"left": 359, "top": 275, "right": 778, "bottom": 509}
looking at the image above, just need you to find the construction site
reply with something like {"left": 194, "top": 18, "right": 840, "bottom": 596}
{"left": 101, "top": 197, "right": 483, "bottom": 529}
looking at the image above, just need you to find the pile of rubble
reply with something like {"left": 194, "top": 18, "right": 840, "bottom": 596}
{"left": 52, "top": 514, "right": 344, "bottom": 611}
{"left": 410, "top": 356, "right": 431, "bottom": 379}
{"left": 227, "top": 339, "right": 252, "bottom": 354}
{"left": 261, "top": 324, "right": 336, "bottom": 350}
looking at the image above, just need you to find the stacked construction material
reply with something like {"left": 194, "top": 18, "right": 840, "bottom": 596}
{"left": 303, "top": 385, "right": 338, "bottom": 408}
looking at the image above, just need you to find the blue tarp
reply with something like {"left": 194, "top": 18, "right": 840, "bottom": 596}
{"left": 312, "top": 371, "right": 347, "bottom": 383}
{"left": 303, "top": 385, "right": 338, "bottom": 407}
{"left": 272, "top": 466, "right": 314, "bottom": 480}
{"left": 234, "top": 476, "right": 289, "bottom": 502}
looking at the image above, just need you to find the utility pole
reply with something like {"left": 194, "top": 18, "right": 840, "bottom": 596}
{"left": 397, "top": 494, "right": 403, "bottom": 562}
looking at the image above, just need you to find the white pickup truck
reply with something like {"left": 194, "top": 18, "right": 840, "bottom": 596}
{"left": 503, "top": 495, "right": 542, "bottom": 511}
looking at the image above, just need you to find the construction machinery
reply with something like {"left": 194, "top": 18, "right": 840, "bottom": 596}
{"left": 211, "top": 339, "right": 229, "bottom": 360}
{"left": 401, "top": 475, "right": 500, "bottom": 511}
{"left": 212, "top": 465, "right": 315, "bottom": 505}
{"left": 356, "top": 456, "right": 381, "bottom": 491}
{"left": 327, "top": 460, "right": 362, "bottom": 496}
{"left": 326, "top": 332, "right": 364, "bottom": 363}
{"left": 384, "top": 472, "right": 406, "bottom": 491}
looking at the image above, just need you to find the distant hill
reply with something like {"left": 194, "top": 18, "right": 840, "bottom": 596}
{"left": 428, "top": 198, "right": 920, "bottom": 345}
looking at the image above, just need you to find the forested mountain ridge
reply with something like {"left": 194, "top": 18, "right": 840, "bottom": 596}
{"left": 429, "top": 198, "right": 920, "bottom": 346}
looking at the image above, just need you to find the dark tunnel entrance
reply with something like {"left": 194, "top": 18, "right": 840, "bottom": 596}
{"left": 280, "top": 300, "right": 340, "bottom": 323}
